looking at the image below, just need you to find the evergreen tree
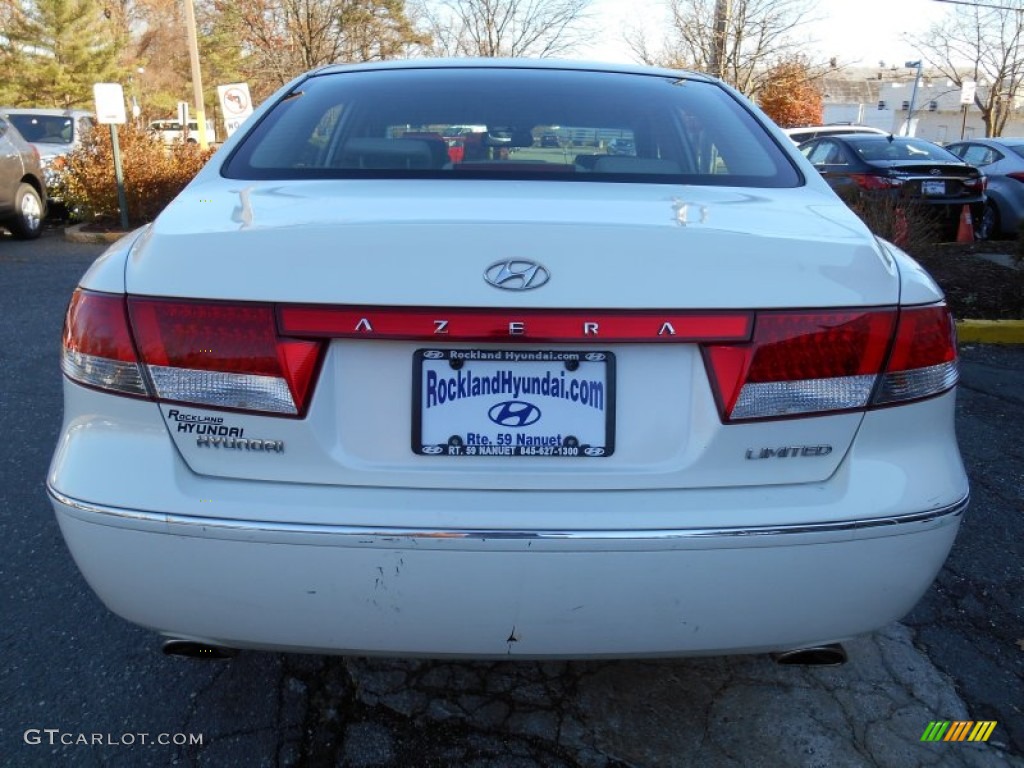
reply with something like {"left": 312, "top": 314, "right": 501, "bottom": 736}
{"left": 1, "top": 0, "right": 124, "bottom": 108}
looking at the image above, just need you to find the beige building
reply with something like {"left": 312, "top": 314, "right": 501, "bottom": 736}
{"left": 819, "top": 67, "right": 1024, "bottom": 142}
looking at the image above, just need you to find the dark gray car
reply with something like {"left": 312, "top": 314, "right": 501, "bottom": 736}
{"left": 946, "top": 137, "right": 1024, "bottom": 238}
{"left": 0, "top": 116, "right": 46, "bottom": 239}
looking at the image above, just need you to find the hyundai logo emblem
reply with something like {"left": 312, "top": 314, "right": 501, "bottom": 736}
{"left": 488, "top": 400, "right": 542, "bottom": 427}
{"left": 583, "top": 447, "right": 606, "bottom": 456}
{"left": 483, "top": 260, "right": 551, "bottom": 291}
{"left": 584, "top": 352, "right": 606, "bottom": 362}
{"left": 421, "top": 445, "right": 444, "bottom": 454}
{"left": 423, "top": 350, "right": 445, "bottom": 359}
{"left": 930, "top": 169, "right": 942, "bottom": 175}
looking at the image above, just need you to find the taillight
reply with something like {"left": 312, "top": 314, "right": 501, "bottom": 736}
{"left": 60, "top": 290, "right": 324, "bottom": 416}
{"left": 61, "top": 290, "right": 149, "bottom": 397}
{"left": 128, "top": 298, "right": 323, "bottom": 415}
{"left": 703, "top": 305, "right": 958, "bottom": 421}
{"left": 962, "top": 175, "right": 987, "bottom": 193}
{"left": 1007, "top": 172, "right": 1024, "bottom": 184}
{"left": 849, "top": 173, "right": 903, "bottom": 190}
{"left": 874, "top": 305, "right": 958, "bottom": 404}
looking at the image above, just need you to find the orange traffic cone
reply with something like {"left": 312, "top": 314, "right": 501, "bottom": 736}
{"left": 957, "top": 205, "right": 975, "bottom": 243}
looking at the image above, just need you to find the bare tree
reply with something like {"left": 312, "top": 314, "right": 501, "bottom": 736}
{"left": 625, "top": 0, "right": 814, "bottom": 98}
{"left": 907, "top": 1, "right": 1024, "bottom": 137}
{"left": 223, "top": 0, "right": 428, "bottom": 89}
{"left": 419, "top": 0, "right": 591, "bottom": 58}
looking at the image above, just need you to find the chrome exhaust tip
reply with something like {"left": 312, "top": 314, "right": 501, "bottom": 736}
{"left": 162, "top": 639, "right": 238, "bottom": 660}
{"left": 772, "top": 643, "right": 847, "bottom": 666}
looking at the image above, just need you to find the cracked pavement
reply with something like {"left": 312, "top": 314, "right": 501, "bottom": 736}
{"left": 1, "top": 234, "right": 1021, "bottom": 766}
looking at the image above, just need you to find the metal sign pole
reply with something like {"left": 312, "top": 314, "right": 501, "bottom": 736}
{"left": 93, "top": 83, "right": 130, "bottom": 229}
{"left": 109, "top": 125, "right": 130, "bottom": 230}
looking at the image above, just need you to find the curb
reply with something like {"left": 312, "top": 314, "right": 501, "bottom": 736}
{"left": 63, "top": 223, "right": 128, "bottom": 244}
{"left": 956, "top": 319, "right": 1024, "bottom": 345}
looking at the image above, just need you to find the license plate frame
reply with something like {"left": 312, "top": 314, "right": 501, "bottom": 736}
{"left": 412, "top": 349, "right": 615, "bottom": 458}
{"left": 922, "top": 179, "right": 946, "bottom": 196}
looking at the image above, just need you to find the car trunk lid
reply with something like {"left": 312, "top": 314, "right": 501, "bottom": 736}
{"left": 125, "top": 179, "right": 900, "bottom": 491}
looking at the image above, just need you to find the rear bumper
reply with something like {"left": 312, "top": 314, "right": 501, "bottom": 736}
{"left": 49, "top": 485, "right": 966, "bottom": 658}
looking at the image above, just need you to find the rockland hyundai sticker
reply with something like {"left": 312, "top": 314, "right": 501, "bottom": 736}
{"left": 413, "top": 349, "right": 615, "bottom": 457}
{"left": 164, "top": 408, "right": 284, "bottom": 452}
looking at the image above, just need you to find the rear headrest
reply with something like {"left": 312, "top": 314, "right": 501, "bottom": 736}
{"left": 337, "top": 138, "right": 435, "bottom": 169}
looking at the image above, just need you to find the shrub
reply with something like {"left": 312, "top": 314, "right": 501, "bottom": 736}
{"left": 59, "top": 123, "right": 215, "bottom": 228}
{"left": 835, "top": 187, "right": 945, "bottom": 255}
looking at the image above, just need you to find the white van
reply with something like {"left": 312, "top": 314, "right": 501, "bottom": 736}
{"left": 148, "top": 119, "right": 217, "bottom": 144}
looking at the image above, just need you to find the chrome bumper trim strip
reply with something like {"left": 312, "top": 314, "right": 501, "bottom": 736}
{"left": 47, "top": 485, "right": 968, "bottom": 545}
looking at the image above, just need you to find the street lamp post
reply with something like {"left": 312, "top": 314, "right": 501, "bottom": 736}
{"left": 905, "top": 60, "right": 923, "bottom": 136}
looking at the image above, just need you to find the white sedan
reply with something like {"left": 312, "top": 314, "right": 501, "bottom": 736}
{"left": 49, "top": 60, "right": 968, "bottom": 661}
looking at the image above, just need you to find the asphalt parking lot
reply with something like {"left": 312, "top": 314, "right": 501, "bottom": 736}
{"left": 1, "top": 229, "right": 1021, "bottom": 767}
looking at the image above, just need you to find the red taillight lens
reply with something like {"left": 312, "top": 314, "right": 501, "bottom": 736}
{"left": 61, "top": 290, "right": 148, "bottom": 396}
{"left": 704, "top": 306, "right": 957, "bottom": 421}
{"left": 746, "top": 311, "right": 895, "bottom": 381}
{"left": 850, "top": 173, "right": 903, "bottom": 190}
{"left": 1007, "top": 172, "right": 1024, "bottom": 184}
{"left": 128, "top": 298, "right": 323, "bottom": 415}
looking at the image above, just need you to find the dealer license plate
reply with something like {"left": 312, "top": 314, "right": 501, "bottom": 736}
{"left": 922, "top": 180, "right": 945, "bottom": 196}
{"left": 413, "top": 349, "right": 615, "bottom": 457}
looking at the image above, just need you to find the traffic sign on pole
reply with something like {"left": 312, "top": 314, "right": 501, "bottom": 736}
{"left": 217, "top": 83, "right": 254, "bottom": 138}
{"left": 960, "top": 81, "right": 977, "bottom": 106}
{"left": 93, "top": 83, "right": 130, "bottom": 230}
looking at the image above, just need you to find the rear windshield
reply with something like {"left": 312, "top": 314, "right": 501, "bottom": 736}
{"left": 6, "top": 113, "right": 78, "bottom": 145}
{"left": 223, "top": 67, "right": 801, "bottom": 187}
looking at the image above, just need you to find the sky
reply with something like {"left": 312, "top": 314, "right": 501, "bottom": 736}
{"left": 575, "top": 0, "right": 953, "bottom": 69}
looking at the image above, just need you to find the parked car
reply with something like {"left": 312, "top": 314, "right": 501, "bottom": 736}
{"left": 0, "top": 108, "right": 94, "bottom": 203}
{"left": 50, "top": 60, "right": 967, "bottom": 661}
{"left": 945, "top": 137, "right": 1024, "bottom": 238}
{"left": 0, "top": 116, "right": 46, "bottom": 239}
{"left": 782, "top": 124, "right": 889, "bottom": 144}
{"left": 606, "top": 137, "right": 636, "bottom": 155}
{"left": 799, "top": 134, "right": 986, "bottom": 234}
{"left": 539, "top": 132, "right": 561, "bottom": 147}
